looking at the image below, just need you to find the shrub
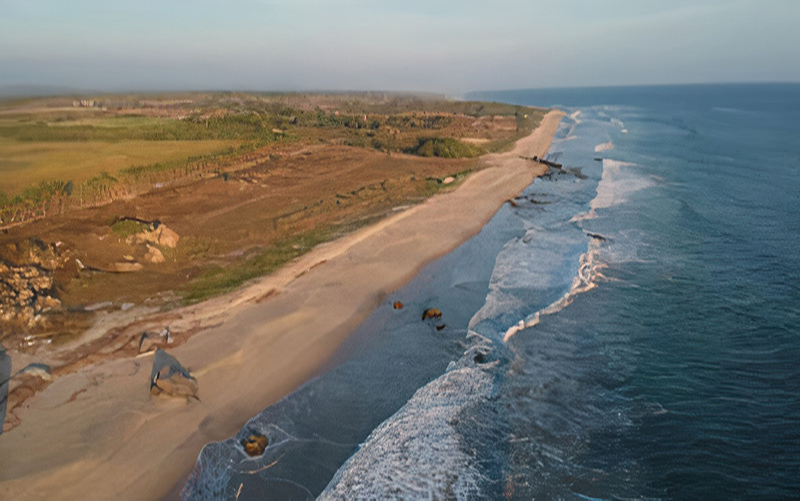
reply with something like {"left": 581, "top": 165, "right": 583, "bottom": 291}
{"left": 408, "top": 137, "right": 483, "bottom": 159}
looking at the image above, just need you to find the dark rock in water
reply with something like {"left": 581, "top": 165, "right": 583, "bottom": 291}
{"left": 0, "top": 345, "right": 10, "bottom": 434}
{"left": 436, "top": 324, "right": 446, "bottom": 331}
{"left": 564, "top": 166, "right": 587, "bottom": 179}
{"left": 586, "top": 232, "right": 608, "bottom": 242}
{"left": 241, "top": 431, "right": 269, "bottom": 457}
{"left": 473, "top": 351, "right": 488, "bottom": 364}
{"left": 421, "top": 308, "right": 442, "bottom": 320}
{"left": 150, "top": 349, "right": 199, "bottom": 400}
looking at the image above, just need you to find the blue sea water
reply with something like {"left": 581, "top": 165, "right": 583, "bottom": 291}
{"left": 185, "top": 84, "right": 800, "bottom": 499}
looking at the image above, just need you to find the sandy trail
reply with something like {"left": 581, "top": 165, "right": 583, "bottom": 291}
{"left": 0, "top": 110, "right": 564, "bottom": 500}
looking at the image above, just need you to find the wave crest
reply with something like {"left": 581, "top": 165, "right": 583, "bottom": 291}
{"left": 320, "top": 366, "right": 493, "bottom": 500}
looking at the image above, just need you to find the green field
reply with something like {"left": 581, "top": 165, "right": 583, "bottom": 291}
{"left": 0, "top": 138, "right": 240, "bottom": 195}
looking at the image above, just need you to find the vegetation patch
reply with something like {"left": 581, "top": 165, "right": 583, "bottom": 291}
{"left": 183, "top": 227, "right": 333, "bottom": 303}
{"left": 110, "top": 219, "right": 151, "bottom": 238}
{"left": 409, "top": 137, "right": 484, "bottom": 158}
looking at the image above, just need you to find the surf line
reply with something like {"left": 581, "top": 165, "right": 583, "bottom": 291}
{"left": 503, "top": 237, "right": 606, "bottom": 342}
{"left": 504, "top": 141, "right": 625, "bottom": 343}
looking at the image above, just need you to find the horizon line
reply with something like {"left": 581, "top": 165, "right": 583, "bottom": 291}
{"left": 2, "top": 80, "right": 799, "bottom": 100}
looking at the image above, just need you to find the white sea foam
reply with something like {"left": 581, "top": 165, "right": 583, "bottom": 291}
{"left": 504, "top": 238, "right": 606, "bottom": 342}
{"left": 468, "top": 227, "right": 584, "bottom": 335}
{"left": 594, "top": 142, "right": 614, "bottom": 152}
{"left": 503, "top": 156, "right": 654, "bottom": 342}
{"left": 578, "top": 159, "right": 652, "bottom": 220}
{"left": 320, "top": 366, "right": 493, "bottom": 499}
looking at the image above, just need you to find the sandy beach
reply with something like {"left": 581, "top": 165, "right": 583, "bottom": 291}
{"left": 0, "top": 109, "right": 563, "bottom": 500}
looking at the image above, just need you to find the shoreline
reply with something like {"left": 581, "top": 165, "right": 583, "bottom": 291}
{"left": 0, "top": 109, "right": 564, "bottom": 499}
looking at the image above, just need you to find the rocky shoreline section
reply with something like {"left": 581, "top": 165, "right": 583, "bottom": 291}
{"left": 0, "top": 221, "right": 183, "bottom": 432}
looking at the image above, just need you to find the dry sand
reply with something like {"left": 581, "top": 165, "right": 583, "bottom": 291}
{"left": 0, "top": 110, "right": 564, "bottom": 500}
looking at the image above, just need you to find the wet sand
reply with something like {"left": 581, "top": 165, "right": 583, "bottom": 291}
{"left": 0, "top": 110, "right": 564, "bottom": 500}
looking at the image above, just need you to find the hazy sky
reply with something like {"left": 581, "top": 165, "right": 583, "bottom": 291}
{"left": 1, "top": 0, "right": 798, "bottom": 95}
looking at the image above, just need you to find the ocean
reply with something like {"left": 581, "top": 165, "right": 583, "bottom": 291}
{"left": 184, "top": 84, "right": 800, "bottom": 499}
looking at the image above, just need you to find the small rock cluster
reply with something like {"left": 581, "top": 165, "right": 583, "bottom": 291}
{"left": 421, "top": 307, "right": 446, "bottom": 331}
{"left": 122, "top": 222, "right": 179, "bottom": 265}
{"left": 126, "top": 223, "right": 180, "bottom": 249}
{"left": 0, "top": 240, "right": 66, "bottom": 328}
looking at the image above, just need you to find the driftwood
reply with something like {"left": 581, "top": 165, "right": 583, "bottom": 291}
{"left": 520, "top": 155, "right": 562, "bottom": 169}
{"left": 521, "top": 156, "right": 587, "bottom": 180}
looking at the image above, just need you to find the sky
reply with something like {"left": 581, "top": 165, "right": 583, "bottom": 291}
{"left": 1, "top": 0, "right": 798, "bottom": 95}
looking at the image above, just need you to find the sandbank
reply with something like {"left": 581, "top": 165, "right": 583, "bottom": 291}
{"left": 0, "top": 110, "right": 564, "bottom": 499}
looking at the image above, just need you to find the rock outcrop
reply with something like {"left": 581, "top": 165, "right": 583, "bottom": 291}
{"left": 144, "top": 244, "right": 166, "bottom": 264}
{"left": 0, "top": 239, "right": 66, "bottom": 328}
{"left": 126, "top": 224, "right": 180, "bottom": 249}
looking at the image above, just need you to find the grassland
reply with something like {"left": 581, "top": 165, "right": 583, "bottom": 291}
{"left": 0, "top": 138, "right": 240, "bottom": 195}
{"left": 0, "top": 92, "right": 546, "bottom": 338}
{"left": 0, "top": 92, "right": 542, "bottom": 203}
{"left": 183, "top": 225, "right": 335, "bottom": 303}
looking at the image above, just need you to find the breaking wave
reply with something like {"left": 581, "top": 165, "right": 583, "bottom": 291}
{"left": 322, "top": 109, "right": 657, "bottom": 496}
{"left": 594, "top": 141, "right": 614, "bottom": 152}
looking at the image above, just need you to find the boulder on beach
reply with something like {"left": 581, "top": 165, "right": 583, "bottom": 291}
{"left": 128, "top": 224, "right": 180, "bottom": 249}
{"left": 150, "top": 349, "right": 198, "bottom": 400}
{"left": 144, "top": 244, "right": 166, "bottom": 264}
